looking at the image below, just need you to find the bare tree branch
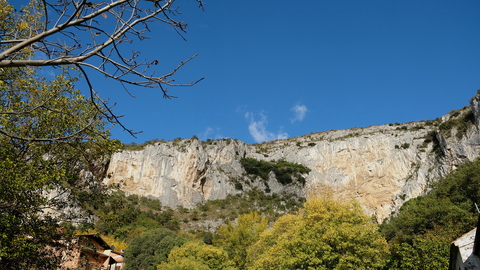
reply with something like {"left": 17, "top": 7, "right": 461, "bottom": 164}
{"left": 0, "top": 0, "right": 205, "bottom": 139}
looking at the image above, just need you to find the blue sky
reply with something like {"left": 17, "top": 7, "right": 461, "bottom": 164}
{"left": 92, "top": 0, "right": 480, "bottom": 145}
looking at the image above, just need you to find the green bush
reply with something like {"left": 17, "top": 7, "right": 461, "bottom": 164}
{"left": 380, "top": 158, "right": 480, "bottom": 269}
{"left": 240, "top": 158, "right": 310, "bottom": 186}
{"left": 186, "top": 188, "right": 304, "bottom": 225}
{"left": 190, "top": 211, "right": 200, "bottom": 221}
{"left": 198, "top": 204, "right": 209, "bottom": 212}
{"left": 438, "top": 108, "right": 475, "bottom": 138}
{"left": 124, "top": 228, "right": 186, "bottom": 270}
{"left": 122, "top": 138, "right": 166, "bottom": 151}
{"left": 401, "top": 143, "right": 410, "bottom": 149}
{"left": 87, "top": 191, "right": 178, "bottom": 241}
{"left": 234, "top": 182, "right": 243, "bottom": 190}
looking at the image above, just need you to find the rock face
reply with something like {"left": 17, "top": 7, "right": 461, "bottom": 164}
{"left": 104, "top": 93, "right": 480, "bottom": 222}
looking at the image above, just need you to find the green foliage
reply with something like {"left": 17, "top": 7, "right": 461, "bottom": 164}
{"left": 140, "top": 196, "right": 163, "bottom": 211}
{"left": 158, "top": 241, "right": 236, "bottom": 270}
{"left": 380, "top": 158, "right": 480, "bottom": 268}
{"left": 240, "top": 158, "right": 310, "bottom": 185}
{"left": 0, "top": 4, "right": 120, "bottom": 267}
{"left": 215, "top": 212, "right": 268, "bottom": 269}
{"left": 395, "top": 143, "right": 411, "bottom": 149}
{"left": 246, "top": 196, "right": 389, "bottom": 270}
{"left": 199, "top": 231, "right": 214, "bottom": 245}
{"left": 197, "top": 203, "right": 209, "bottom": 212}
{"left": 386, "top": 222, "right": 459, "bottom": 270}
{"left": 179, "top": 190, "right": 304, "bottom": 232}
{"left": 0, "top": 1, "right": 201, "bottom": 268}
{"left": 380, "top": 196, "right": 471, "bottom": 245}
{"left": 424, "top": 119, "right": 441, "bottom": 126}
{"left": 190, "top": 211, "right": 200, "bottom": 221}
{"left": 124, "top": 228, "right": 186, "bottom": 270}
{"left": 433, "top": 158, "right": 480, "bottom": 210}
{"left": 0, "top": 0, "right": 43, "bottom": 58}
{"left": 422, "top": 131, "right": 444, "bottom": 157}
{"left": 87, "top": 191, "right": 179, "bottom": 241}
{"left": 234, "top": 181, "right": 243, "bottom": 190}
{"left": 387, "top": 231, "right": 451, "bottom": 270}
{"left": 401, "top": 142, "right": 410, "bottom": 149}
{"left": 438, "top": 107, "right": 475, "bottom": 138}
{"left": 381, "top": 159, "right": 480, "bottom": 244}
{"left": 122, "top": 138, "right": 166, "bottom": 151}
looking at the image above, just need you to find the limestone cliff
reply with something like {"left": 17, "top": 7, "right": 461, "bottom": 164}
{"left": 104, "top": 93, "right": 480, "bottom": 222}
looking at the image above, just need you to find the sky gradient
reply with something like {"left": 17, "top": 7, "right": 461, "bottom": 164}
{"left": 94, "top": 1, "right": 480, "bottom": 145}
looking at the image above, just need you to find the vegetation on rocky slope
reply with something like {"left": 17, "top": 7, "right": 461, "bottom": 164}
{"left": 380, "top": 157, "right": 480, "bottom": 269}
{"left": 86, "top": 188, "right": 305, "bottom": 243}
{"left": 85, "top": 156, "right": 480, "bottom": 270}
{"left": 240, "top": 158, "right": 311, "bottom": 186}
{"left": 153, "top": 196, "right": 389, "bottom": 270}
{"left": 91, "top": 103, "right": 480, "bottom": 270}
{"left": 438, "top": 107, "right": 475, "bottom": 139}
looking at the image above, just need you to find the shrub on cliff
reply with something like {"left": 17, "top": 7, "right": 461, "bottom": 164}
{"left": 240, "top": 158, "right": 310, "bottom": 185}
{"left": 380, "top": 158, "right": 480, "bottom": 269}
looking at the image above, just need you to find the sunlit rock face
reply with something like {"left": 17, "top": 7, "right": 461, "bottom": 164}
{"left": 105, "top": 139, "right": 249, "bottom": 208}
{"left": 104, "top": 93, "right": 480, "bottom": 223}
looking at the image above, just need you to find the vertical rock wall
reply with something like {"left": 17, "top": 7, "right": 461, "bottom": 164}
{"left": 104, "top": 93, "right": 480, "bottom": 222}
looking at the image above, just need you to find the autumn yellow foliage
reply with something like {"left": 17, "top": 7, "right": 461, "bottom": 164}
{"left": 246, "top": 196, "right": 389, "bottom": 270}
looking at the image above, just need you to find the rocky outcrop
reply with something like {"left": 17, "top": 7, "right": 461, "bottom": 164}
{"left": 105, "top": 139, "right": 248, "bottom": 207}
{"left": 104, "top": 93, "right": 480, "bottom": 222}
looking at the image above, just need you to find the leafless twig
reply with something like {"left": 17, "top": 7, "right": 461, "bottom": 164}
{"left": 0, "top": 0, "right": 205, "bottom": 138}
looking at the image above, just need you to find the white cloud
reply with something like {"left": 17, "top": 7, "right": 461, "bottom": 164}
{"left": 246, "top": 112, "right": 288, "bottom": 143}
{"left": 198, "top": 127, "right": 213, "bottom": 141}
{"left": 291, "top": 104, "right": 308, "bottom": 123}
{"left": 199, "top": 127, "right": 228, "bottom": 141}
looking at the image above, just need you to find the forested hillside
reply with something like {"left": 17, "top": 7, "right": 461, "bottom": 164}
{"left": 86, "top": 157, "right": 480, "bottom": 269}
{"left": 68, "top": 156, "right": 480, "bottom": 269}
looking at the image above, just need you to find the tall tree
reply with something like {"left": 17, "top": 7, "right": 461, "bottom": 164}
{"left": 246, "top": 196, "right": 390, "bottom": 270}
{"left": 0, "top": 65, "right": 120, "bottom": 269}
{"left": 158, "top": 241, "right": 236, "bottom": 270}
{"left": 215, "top": 212, "right": 268, "bottom": 270}
{"left": 123, "top": 228, "right": 186, "bottom": 270}
{"left": 0, "top": 0, "right": 203, "bottom": 268}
